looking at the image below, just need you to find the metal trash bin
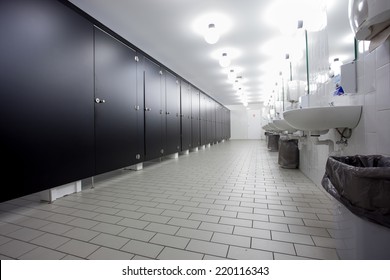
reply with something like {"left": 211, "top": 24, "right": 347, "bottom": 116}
{"left": 322, "top": 155, "right": 390, "bottom": 259}
{"left": 278, "top": 139, "right": 299, "bottom": 168}
{"left": 267, "top": 134, "right": 279, "bottom": 152}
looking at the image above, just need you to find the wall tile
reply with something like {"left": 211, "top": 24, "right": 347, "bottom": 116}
{"left": 357, "top": 76, "right": 364, "bottom": 94}
{"left": 364, "top": 91, "right": 377, "bottom": 133}
{"left": 365, "top": 132, "right": 378, "bottom": 155}
{"left": 356, "top": 55, "right": 365, "bottom": 79}
{"left": 347, "top": 93, "right": 364, "bottom": 106}
{"left": 364, "top": 51, "right": 376, "bottom": 93}
{"left": 345, "top": 112, "right": 366, "bottom": 155}
{"left": 376, "top": 64, "right": 390, "bottom": 111}
{"left": 377, "top": 110, "right": 390, "bottom": 155}
{"left": 376, "top": 39, "right": 390, "bottom": 68}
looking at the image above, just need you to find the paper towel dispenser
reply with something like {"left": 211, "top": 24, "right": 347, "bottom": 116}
{"left": 349, "top": 0, "right": 390, "bottom": 40}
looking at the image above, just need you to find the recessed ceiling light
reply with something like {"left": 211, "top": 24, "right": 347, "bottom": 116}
{"left": 222, "top": 66, "right": 244, "bottom": 75}
{"left": 204, "top": 23, "right": 220, "bottom": 44}
{"left": 227, "top": 69, "right": 236, "bottom": 81}
{"left": 211, "top": 47, "right": 241, "bottom": 60}
{"left": 219, "top": 53, "right": 231, "bottom": 67}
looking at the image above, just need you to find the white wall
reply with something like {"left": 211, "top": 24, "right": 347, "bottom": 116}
{"left": 230, "top": 110, "right": 248, "bottom": 139}
{"left": 247, "top": 110, "right": 262, "bottom": 139}
{"left": 300, "top": 40, "right": 390, "bottom": 186}
{"left": 229, "top": 105, "right": 263, "bottom": 140}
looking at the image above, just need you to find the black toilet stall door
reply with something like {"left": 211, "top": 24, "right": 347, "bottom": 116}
{"left": 94, "top": 27, "right": 141, "bottom": 175}
{"left": 0, "top": 0, "right": 95, "bottom": 201}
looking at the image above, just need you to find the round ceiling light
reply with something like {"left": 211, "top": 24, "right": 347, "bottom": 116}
{"left": 204, "top": 23, "right": 220, "bottom": 44}
{"left": 227, "top": 69, "right": 236, "bottom": 81}
{"left": 219, "top": 53, "right": 231, "bottom": 67}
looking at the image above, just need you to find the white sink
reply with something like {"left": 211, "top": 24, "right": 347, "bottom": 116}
{"left": 283, "top": 106, "right": 362, "bottom": 134}
{"left": 262, "top": 123, "right": 282, "bottom": 132}
{"left": 261, "top": 124, "right": 270, "bottom": 131}
{"left": 273, "top": 119, "right": 297, "bottom": 133}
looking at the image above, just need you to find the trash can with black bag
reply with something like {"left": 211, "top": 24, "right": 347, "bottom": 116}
{"left": 267, "top": 133, "right": 279, "bottom": 152}
{"left": 321, "top": 155, "right": 390, "bottom": 259}
{"left": 278, "top": 138, "right": 299, "bottom": 168}
{"left": 264, "top": 131, "right": 270, "bottom": 147}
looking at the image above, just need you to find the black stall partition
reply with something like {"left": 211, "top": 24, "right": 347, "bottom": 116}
{"left": 144, "top": 58, "right": 164, "bottom": 161}
{"left": 0, "top": 0, "right": 230, "bottom": 202}
{"left": 191, "top": 87, "right": 200, "bottom": 148}
{"left": 0, "top": 0, "right": 95, "bottom": 201}
{"left": 200, "top": 93, "right": 208, "bottom": 146}
{"left": 164, "top": 71, "right": 181, "bottom": 155}
{"left": 180, "top": 81, "right": 192, "bottom": 151}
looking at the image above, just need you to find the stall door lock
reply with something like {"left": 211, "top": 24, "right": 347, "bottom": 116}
{"left": 95, "top": 98, "right": 106, "bottom": 104}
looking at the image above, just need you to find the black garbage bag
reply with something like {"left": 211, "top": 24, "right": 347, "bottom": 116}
{"left": 278, "top": 139, "right": 299, "bottom": 169}
{"left": 322, "top": 155, "right": 390, "bottom": 228}
{"left": 268, "top": 134, "right": 279, "bottom": 152}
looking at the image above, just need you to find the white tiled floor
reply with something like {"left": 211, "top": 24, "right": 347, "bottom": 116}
{"left": 0, "top": 140, "right": 340, "bottom": 260}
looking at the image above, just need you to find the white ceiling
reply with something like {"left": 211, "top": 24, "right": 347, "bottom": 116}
{"left": 69, "top": 0, "right": 354, "bottom": 107}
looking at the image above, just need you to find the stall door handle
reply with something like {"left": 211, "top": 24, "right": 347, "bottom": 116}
{"left": 95, "top": 98, "right": 106, "bottom": 104}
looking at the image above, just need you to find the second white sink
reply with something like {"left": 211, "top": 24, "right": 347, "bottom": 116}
{"left": 262, "top": 123, "right": 282, "bottom": 132}
{"left": 283, "top": 106, "right": 362, "bottom": 133}
{"left": 273, "top": 119, "right": 297, "bottom": 133}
